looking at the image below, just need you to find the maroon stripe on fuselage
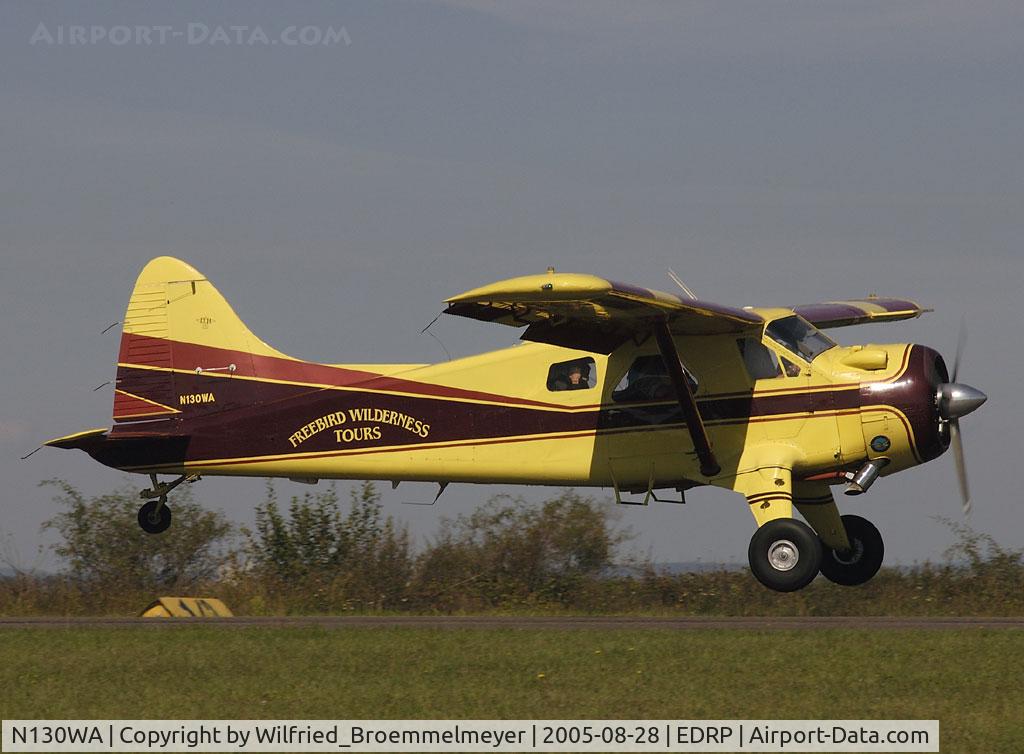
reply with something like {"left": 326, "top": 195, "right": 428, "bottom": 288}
{"left": 103, "top": 342, "right": 941, "bottom": 472}
{"left": 118, "top": 333, "right": 570, "bottom": 410}
{"left": 106, "top": 372, "right": 878, "bottom": 469}
{"left": 113, "top": 391, "right": 176, "bottom": 419}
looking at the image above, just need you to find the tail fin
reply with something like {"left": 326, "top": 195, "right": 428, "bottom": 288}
{"left": 113, "top": 257, "right": 282, "bottom": 423}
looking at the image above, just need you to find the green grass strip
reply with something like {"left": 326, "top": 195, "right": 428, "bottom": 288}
{"left": 2, "top": 627, "right": 1022, "bottom": 752}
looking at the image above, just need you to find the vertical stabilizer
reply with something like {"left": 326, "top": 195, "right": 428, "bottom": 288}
{"left": 113, "top": 257, "right": 282, "bottom": 423}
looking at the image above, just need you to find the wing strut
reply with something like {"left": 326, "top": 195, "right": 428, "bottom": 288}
{"left": 652, "top": 319, "right": 721, "bottom": 477}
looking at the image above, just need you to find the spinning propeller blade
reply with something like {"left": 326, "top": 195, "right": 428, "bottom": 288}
{"left": 949, "top": 419, "right": 970, "bottom": 517}
{"left": 937, "top": 318, "right": 984, "bottom": 517}
{"left": 951, "top": 316, "right": 966, "bottom": 383}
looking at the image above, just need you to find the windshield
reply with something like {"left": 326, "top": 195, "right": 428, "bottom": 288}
{"left": 765, "top": 316, "right": 836, "bottom": 362}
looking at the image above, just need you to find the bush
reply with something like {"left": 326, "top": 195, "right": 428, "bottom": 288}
{"left": 32, "top": 479, "right": 233, "bottom": 612}
{"left": 5, "top": 481, "right": 1024, "bottom": 617}
{"left": 245, "top": 481, "right": 412, "bottom": 611}
{"left": 411, "top": 491, "right": 630, "bottom": 609}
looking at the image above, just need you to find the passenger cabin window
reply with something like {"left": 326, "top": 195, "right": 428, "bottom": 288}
{"left": 765, "top": 316, "right": 836, "bottom": 362}
{"left": 612, "top": 355, "right": 698, "bottom": 403}
{"left": 547, "top": 357, "right": 596, "bottom": 391}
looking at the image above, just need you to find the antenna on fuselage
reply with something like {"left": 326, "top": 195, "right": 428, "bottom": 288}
{"left": 667, "top": 268, "right": 698, "bottom": 300}
{"left": 419, "top": 311, "right": 452, "bottom": 361}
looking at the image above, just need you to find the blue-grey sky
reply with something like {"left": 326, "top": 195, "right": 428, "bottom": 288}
{"left": 1, "top": 1, "right": 1021, "bottom": 571}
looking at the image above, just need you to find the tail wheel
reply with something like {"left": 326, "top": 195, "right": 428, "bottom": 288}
{"left": 748, "top": 518, "right": 822, "bottom": 592}
{"left": 819, "top": 514, "right": 884, "bottom": 586}
{"left": 138, "top": 499, "right": 172, "bottom": 534}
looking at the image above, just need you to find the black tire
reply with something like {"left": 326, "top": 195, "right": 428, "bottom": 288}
{"left": 748, "top": 518, "right": 823, "bottom": 592}
{"left": 138, "top": 499, "right": 172, "bottom": 534}
{"left": 819, "top": 514, "right": 884, "bottom": 586}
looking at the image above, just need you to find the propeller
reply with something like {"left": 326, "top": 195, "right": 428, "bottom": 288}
{"left": 936, "top": 319, "right": 986, "bottom": 517}
{"left": 951, "top": 315, "right": 966, "bottom": 383}
{"left": 949, "top": 420, "right": 970, "bottom": 516}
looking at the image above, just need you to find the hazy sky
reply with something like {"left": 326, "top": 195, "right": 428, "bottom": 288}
{"left": 1, "top": 1, "right": 1021, "bottom": 571}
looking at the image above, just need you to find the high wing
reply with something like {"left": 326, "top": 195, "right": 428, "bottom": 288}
{"left": 445, "top": 272, "right": 763, "bottom": 354}
{"left": 445, "top": 271, "right": 765, "bottom": 479}
{"left": 790, "top": 298, "right": 929, "bottom": 329}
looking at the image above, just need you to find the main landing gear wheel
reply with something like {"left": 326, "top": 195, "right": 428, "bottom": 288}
{"left": 748, "top": 518, "right": 822, "bottom": 592}
{"left": 819, "top": 514, "right": 884, "bottom": 586}
{"left": 138, "top": 499, "right": 172, "bottom": 534}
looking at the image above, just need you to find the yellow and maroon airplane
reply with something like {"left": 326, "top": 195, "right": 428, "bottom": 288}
{"left": 47, "top": 257, "right": 986, "bottom": 591}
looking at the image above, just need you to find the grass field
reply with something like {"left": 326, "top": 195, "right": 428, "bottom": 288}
{"left": 2, "top": 626, "right": 1022, "bottom": 752}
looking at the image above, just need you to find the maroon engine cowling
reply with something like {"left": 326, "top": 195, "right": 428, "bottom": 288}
{"left": 863, "top": 345, "right": 950, "bottom": 465}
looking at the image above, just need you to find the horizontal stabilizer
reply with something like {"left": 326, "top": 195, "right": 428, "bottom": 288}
{"left": 44, "top": 428, "right": 108, "bottom": 450}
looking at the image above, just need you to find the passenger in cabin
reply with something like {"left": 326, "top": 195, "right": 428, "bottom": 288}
{"left": 549, "top": 359, "right": 593, "bottom": 391}
{"left": 565, "top": 363, "right": 588, "bottom": 389}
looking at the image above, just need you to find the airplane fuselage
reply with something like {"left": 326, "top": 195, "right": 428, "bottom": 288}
{"left": 75, "top": 332, "right": 948, "bottom": 499}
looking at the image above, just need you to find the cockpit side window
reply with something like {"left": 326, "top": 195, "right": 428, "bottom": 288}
{"left": 547, "top": 357, "right": 596, "bottom": 391}
{"left": 612, "top": 355, "right": 698, "bottom": 403}
{"left": 780, "top": 355, "right": 802, "bottom": 377}
{"left": 765, "top": 316, "right": 836, "bottom": 362}
{"left": 738, "top": 337, "right": 804, "bottom": 379}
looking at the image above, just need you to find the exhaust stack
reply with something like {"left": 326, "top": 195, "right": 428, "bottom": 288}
{"left": 845, "top": 458, "right": 890, "bottom": 496}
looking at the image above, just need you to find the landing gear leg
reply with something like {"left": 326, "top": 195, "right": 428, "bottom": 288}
{"left": 136, "top": 473, "right": 199, "bottom": 534}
